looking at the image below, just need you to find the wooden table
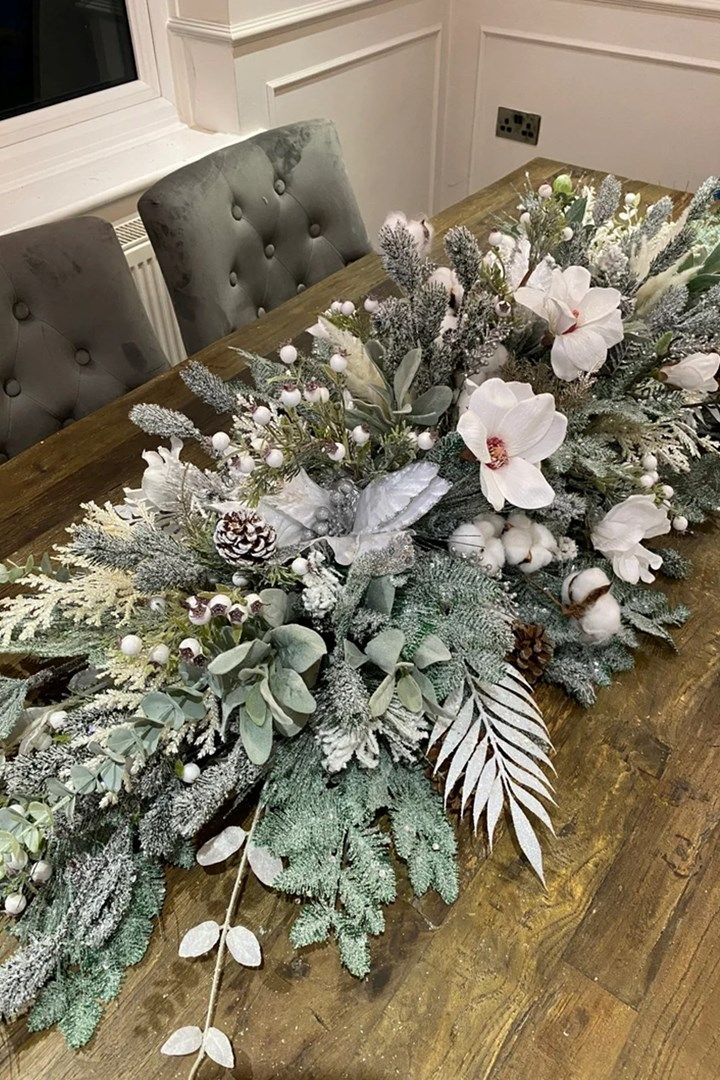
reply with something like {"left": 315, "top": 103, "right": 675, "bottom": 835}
{"left": 2, "top": 159, "right": 720, "bottom": 1080}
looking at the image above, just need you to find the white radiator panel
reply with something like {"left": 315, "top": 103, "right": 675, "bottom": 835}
{"left": 113, "top": 216, "right": 186, "bottom": 366}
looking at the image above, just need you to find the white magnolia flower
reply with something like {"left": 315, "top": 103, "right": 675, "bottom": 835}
{"left": 660, "top": 351, "right": 720, "bottom": 393}
{"left": 591, "top": 494, "right": 671, "bottom": 583}
{"left": 562, "top": 568, "right": 622, "bottom": 643}
{"left": 457, "top": 379, "right": 567, "bottom": 512}
{"left": 515, "top": 265, "right": 624, "bottom": 381}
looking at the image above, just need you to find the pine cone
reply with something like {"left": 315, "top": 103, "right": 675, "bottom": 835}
{"left": 509, "top": 621, "right": 554, "bottom": 684}
{"left": 213, "top": 510, "right": 276, "bottom": 564}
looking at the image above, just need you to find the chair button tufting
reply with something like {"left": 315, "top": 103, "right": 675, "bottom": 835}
{"left": 75, "top": 348, "right": 91, "bottom": 366}
{"left": 309, "top": 224, "right": 321, "bottom": 238}
{"left": 12, "top": 300, "right": 29, "bottom": 321}
{"left": 229, "top": 271, "right": 238, "bottom": 287}
{"left": 0, "top": 451, "right": 7, "bottom": 464}
{"left": 62, "top": 418, "right": 74, "bottom": 429}
{"left": 296, "top": 283, "right": 306, "bottom": 293}
{"left": 4, "top": 378, "right": 20, "bottom": 397}
{"left": 264, "top": 243, "right": 275, "bottom": 259}
{"left": 232, "top": 204, "right": 243, "bottom": 221}
{"left": 274, "top": 179, "right": 285, "bottom": 195}
{"left": 257, "top": 306, "right": 266, "bottom": 318}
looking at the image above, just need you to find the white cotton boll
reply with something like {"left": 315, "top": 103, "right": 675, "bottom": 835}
{"left": 448, "top": 523, "right": 487, "bottom": 557}
{"left": 538, "top": 183, "right": 553, "bottom": 200}
{"left": 405, "top": 216, "right": 434, "bottom": 254}
{"left": 279, "top": 344, "right": 297, "bottom": 365}
{"left": 502, "top": 527, "right": 533, "bottom": 566}
{"left": 482, "top": 537, "right": 506, "bottom": 573}
{"left": 520, "top": 544, "right": 555, "bottom": 574}
{"left": 660, "top": 484, "right": 674, "bottom": 498}
{"left": 639, "top": 473, "right": 655, "bottom": 488}
{"left": 291, "top": 557, "right": 310, "bottom": 576}
{"left": 579, "top": 593, "right": 622, "bottom": 643}
{"left": 507, "top": 512, "right": 533, "bottom": 531}
{"left": 119, "top": 634, "right": 143, "bottom": 657}
{"left": 561, "top": 567, "right": 611, "bottom": 607}
{"left": 382, "top": 211, "right": 407, "bottom": 231}
{"left": 330, "top": 353, "right": 348, "bottom": 373}
{"left": 181, "top": 763, "right": 201, "bottom": 784}
{"left": 364, "top": 297, "right": 380, "bottom": 313}
{"left": 530, "top": 523, "right": 558, "bottom": 553}
{"left": 641, "top": 452, "right": 658, "bottom": 471}
{"left": 340, "top": 300, "right": 356, "bottom": 317}
{"left": 265, "top": 448, "right": 285, "bottom": 469}
{"left": 149, "top": 644, "right": 170, "bottom": 665}
{"left": 672, "top": 515, "right": 688, "bottom": 532}
{"left": 31, "top": 860, "right": 53, "bottom": 884}
{"left": 4, "top": 893, "right": 26, "bottom": 916}
{"left": 211, "top": 431, "right": 231, "bottom": 453}
{"left": 474, "top": 512, "right": 505, "bottom": 538}
{"left": 488, "top": 230, "right": 504, "bottom": 246}
{"left": 252, "top": 405, "right": 272, "bottom": 427}
{"left": 417, "top": 431, "right": 435, "bottom": 450}
{"left": 351, "top": 424, "right": 370, "bottom": 446}
{"left": 48, "top": 710, "right": 68, "bottom": 731}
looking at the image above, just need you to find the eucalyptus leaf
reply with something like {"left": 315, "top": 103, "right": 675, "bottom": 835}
{"left": 369, "top": 673, "right": 396, "bottom": 718}
{"left": 364, "top": 628, "right": 405, "bottom": 673}
{"left": 270, "top": 624, "right": 327, "bottom": 672}
{"left": 343, "top": 639, "right": 367, "bottom": 669}
{"left": 408, "top": 384, "right": 453, "bottom": 424}
{"left": 226, "top": 925, "right": 262, "bottom": 967}
{"left": 246, "top": 682, "right": 268, "bottom": 725}
{"left": 259, "top": 588, "right": 290, "bottom": 628}
{"left": 269, "top": 667, "right": 316, "bottom": 715}
{"left": 364, "top": 576, "right": 396, "bottom": 616}
{"left": 70, "top": 765, "right": 97, "bottom": 795}
{"left": 161, "top": 1026, "right": 203, "bottom": 1057}
{"left": 247, "top": 843, "right": 283, "bottom": 886}
{"left": 413, "top": 633, "right": 453, "bottom": 669}
{"left": 179, "top": 919, "right": 220, "bottom": 958}
{"left": 396, "top": 674, "right": 423, "bottom": 713}
{"left": 204, "top": 1027, "right": 234, "bottom": 1068}
{"left": 239, "top": 712, "right": 273, "bottom": 764}
{"left": 208, "top": 641, "right": 256, "bottom": 676}
{"left": 196, "top": 825, "right": 246, "bottom": 866}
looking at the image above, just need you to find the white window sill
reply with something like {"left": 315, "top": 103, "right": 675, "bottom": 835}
{"left": 0, "top": 97, "right": 240, "bottom": 233}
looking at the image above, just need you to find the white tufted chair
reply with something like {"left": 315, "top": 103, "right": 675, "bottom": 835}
{"left": 138, "top": 119, "right": 371, "bottom": 355}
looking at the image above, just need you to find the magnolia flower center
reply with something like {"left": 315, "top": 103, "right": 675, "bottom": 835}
{"left": 486, "top": 435, "right": 509, "bottom": 470}
{"left": 563, "top": 307, "right": 582, "bottom": 335}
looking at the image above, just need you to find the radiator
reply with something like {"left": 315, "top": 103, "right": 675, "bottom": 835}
{"left": 113, "top": 216, "right": 186, "bottom": 366}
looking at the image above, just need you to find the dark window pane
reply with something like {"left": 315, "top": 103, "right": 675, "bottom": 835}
{"left": 0, "top": 0, "right": 138, "bottom": 122}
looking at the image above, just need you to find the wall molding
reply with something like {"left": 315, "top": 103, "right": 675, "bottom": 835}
{"left": 167, "top": 0, "right": 402, "bottom": 49}
{"left": 576, "top": 0, "right": 720, "bottom": 18}
{"left": 469, "top": 24, "right": 720, "bottom": 186}
{"left": 265, "top": 24, "right": 443, "bottom": 212}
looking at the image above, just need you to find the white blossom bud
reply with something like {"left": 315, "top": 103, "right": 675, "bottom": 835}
{"left": 7, "top": 850, "right": 28, "bottom": 871}
{"left": 280, "top": 384, "right": 302, "bottom": 407}
{"left": 227, "top": 604, "right": 248, "bottom": 624}
{"left": 4, "top": 893, "right": 26, "bottom": 916}
{"left": 119, "top": 634, "right": 143, "bottom": 657}
{"left": 208, "top": 595, "right": 231, "bottom": 616}
{"left": 364, "top": 297, "right": 379, "bottom": 313}
{"left": 520, "top": 212, "right": 531, "bottom": 227}
{"left": 624, "top": 192, "right": 637, "bottom": 206}
{"left": 325, "top": 442, "right": 346, "bottom": 462}
{"left": 179, "top": 637, "right": 203, "bottom": 659}
{"left": 351, "top": 424, "right": 370, "bottom": 446}
{"left": 188, "top": 603, "right": 211, "bottom": 626}
{"left": 538, "top": 183, "right": 553, "bottom": 200}
{"left": 211, "top": 431, "right": 231, "bottom": 453}
{"left": 48, "top": 710, "right": 67, "bottom": 731}
{"left": 341, "top": 300, "right": 356, "bottom": 316}
{"left": 279, "top": 343, "right": 297, "bottom": 365}
{"left": 244, "top": 593, "right": 264, "bottom": 615}
{"left": 291, "top": 557, "right": 310, "bottom": 576}
{"left": 330, "top": 353, "right": 348, "bottom": 373}
{"left": 303, "top": 381, "right": 329, "bottom": 404}
{"left": 265, "top": 448, "right": 285, "bottom": 469}
{"left": 672, "top": 515, "right": 688, "bottom": 532}
{"left": 641, "top": 452, "right": 658, "bottom": 471}
{"left": 181, "top": 763, "right": 201, "bottom": 784}
{"left": 149, "top": 644, "right": 170, "bottom": 665}
{"left": 252, "top": 405, "right": 272, "bottom": 426}
{"left": 30, "top": 860, "right": 53, "bottom": 884}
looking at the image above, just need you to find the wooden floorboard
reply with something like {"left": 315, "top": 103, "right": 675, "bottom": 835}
{"left": 1, "top": 160, "right": 718, "bottom": 1079}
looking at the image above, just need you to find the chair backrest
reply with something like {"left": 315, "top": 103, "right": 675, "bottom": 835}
{"left": 138, "top": 119, "right": 371, "bottom": 355}
{"left": 0, "top": 216, "right": 169, "bottom": 462}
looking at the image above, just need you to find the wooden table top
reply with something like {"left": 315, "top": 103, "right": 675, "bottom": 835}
{"left": 3, "top": 159, "right": 720, "bottom": 1080}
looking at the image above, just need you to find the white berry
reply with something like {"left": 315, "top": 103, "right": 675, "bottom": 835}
{"left": 672, "top": 515, "right": 688, "bottom": 532}
{"left": 330, "top": 300, "right": 343, "bottom": 313}
{"left": 562, "top": 226, "right": 574, "bottom": 241}
{"left": 237, "top": 454, "right": 255, "bottom": 474}
{"left": 120, "top": 634, "right": 143, "bottom": 657}
{"left": 181, "top": 763, "right": 201, "bottom": 784}
{"left": 149, "top": 644, "right": 170, "bottom": 665}
{"left": 279, "top": 344, "right": 297, "bottom": 365}
{"left": 326, "top": 442, "right": 346, "bottom": 462}
{"left": 639, "top": 473, "right": 655, "bottom": 488}
{"left": 330, "top": 353, "right": 348, "bottom": 373}
{"left": 351, "top": 424, "right": 370, "bottom": 446}
{"left": 660, "top": 484, "right": 674, "bottom": 498}
{"left": 364, "top": 297, "right": 379, "bottom": 313}
{"left": 520, "top": 212, "right": 531, "bottom": 226}
{"left": 211, "top": 431, "right": 231, "bottom": 453}
{"left": 488, "top": 230, "right": 503, "bottom": 246}
{"left": 232, "top": 573, "right": 249, "bottom": 587}
{"left": 48, "top": 710, "right": 67, "bottom": 731}
{"left": 292, "top": 557, "right": 310, "bottom": 576}
{"left": 281, "top": 386, "right": 301, "bottom": 407}
{"left": 252, "top": 405, "right": 272, "bottom": 427}
{"left": 265, "top": 448, "right": 285, "bottom": 469}
{"left": 30, "top": 860, "right": 53, "bottom": 884}
{"left": 341, "top": 300, "right": 355, "bottom": 316}
{"left": 625, "top": 192, "right": 637, "bottom": 206}
{"left": 538, "top": 183, "right": 553, "bottom": 199}
{"left": 4, "top": 893, "right": 26, "bottom": 916}
{"left": 641, "top": 452, "right": 658, "bottom": 471}
{"left": 417, "top": 431, "right": 435, "bottom": 451}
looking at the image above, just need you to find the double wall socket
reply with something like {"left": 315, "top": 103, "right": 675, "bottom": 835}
{"left": 496, "top": 107, "right": 541, "bottom": 146}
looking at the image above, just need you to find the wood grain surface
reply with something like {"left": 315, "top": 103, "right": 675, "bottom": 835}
{"left": 2, "top": 160, "right": 718, "bottom": 1080}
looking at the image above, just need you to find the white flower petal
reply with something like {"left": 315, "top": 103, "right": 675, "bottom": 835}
{"left": 493, "top": 457, "right": 556, "bottom": 509}
{"left": 514, "top": 286, "right": 548, "bottom": 321}
{"left": 501, "top": 396, "right": 556, "bottom": 459}
{"left": 468, "top": 378, "right": 519, "bottom": 433}
{"left": 560, "top": 265, "right": 592, "bottom": 306}
{"left": 551, "top": 327, "right": 608, "bottom": 379}
{"left": 523, "top": 412, "right": 568, "bottom": 463}
{"left": 480, "top": 464, "right": 506, "bottom": 511}
{"left": 579, "top": 287, "right": 622, "bottom": 322}
{"left": 457, "top": 410, "right": 490, "bottom": 462}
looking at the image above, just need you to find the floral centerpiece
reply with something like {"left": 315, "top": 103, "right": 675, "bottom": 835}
{"left": 1, "top": 171, "right": 719, "bottom": 1072}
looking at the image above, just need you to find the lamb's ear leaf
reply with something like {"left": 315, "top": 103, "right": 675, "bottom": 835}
{"left": 364, "top": 628, "right": 405, "bottom": 673}
{"left": 369, "top": 673, "right": 396, "bottom": 718}
{"left": 393, "top": 347, "right": 423, "bottom": 407}
{"left": 270, "top": 624, "right": 327, "bottom": 672}
{"left": 408, "top": 385, "right": 453, "bottom": 424}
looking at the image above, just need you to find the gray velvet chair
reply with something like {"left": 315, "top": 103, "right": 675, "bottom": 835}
{"left": 138, "top": 119, "right": 371, "bottom": 355}
{"left": 0, "top": 217, "right": 169, "bottom": 462}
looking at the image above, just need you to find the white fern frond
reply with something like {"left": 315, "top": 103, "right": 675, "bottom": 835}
{"left": 434, "top": 663, "right": 555, "bottom": 883}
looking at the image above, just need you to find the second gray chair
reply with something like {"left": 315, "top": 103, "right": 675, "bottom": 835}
{"left": 0, "top": 217, "right": 169, "bottom": 462}
{"left": 139, "top": 119, "right": 371, "bottom": 354}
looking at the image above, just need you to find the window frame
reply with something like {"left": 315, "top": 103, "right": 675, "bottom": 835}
{"left": 0, "top": 0, "right": 161, "bottom": 149}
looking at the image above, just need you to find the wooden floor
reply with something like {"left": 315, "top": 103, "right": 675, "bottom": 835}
{"left": 2, "top": 160, "right": 719, "bottom": 1078}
